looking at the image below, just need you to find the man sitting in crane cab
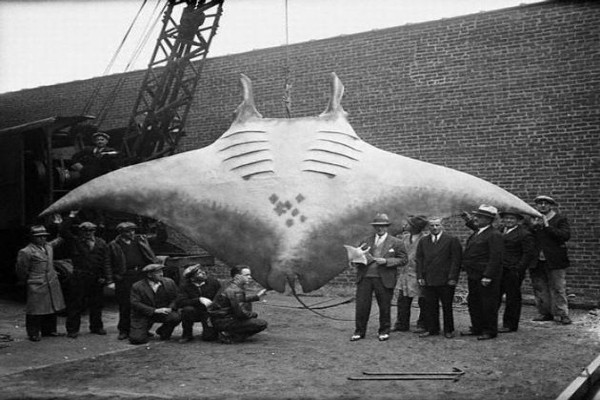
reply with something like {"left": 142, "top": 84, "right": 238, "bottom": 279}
{"left": 70, "top": 131, "right": 119, "bottom": 183}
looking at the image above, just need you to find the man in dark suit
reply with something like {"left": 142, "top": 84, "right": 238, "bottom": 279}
{"left": 129, "top": 264, "right": 181, "bottom": 345}
{"left": 529, "top": 195, "right": 572, "bottom": 325}
{"left": 460, "top": 205, "right": 504, "bottom": 340}
{"left": 350, "top": 213, "right": 408, "bottom": 342}
{"left": 176, "top": 264, "right": 221, "bottom": 343}
{"left": 416, "top": 217, "right": 462, "bottom": 339}
{"left": 497, "top": 210, "right": 536, "bottom": 332}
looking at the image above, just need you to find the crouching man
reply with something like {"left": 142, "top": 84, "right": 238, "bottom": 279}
{"left": 129, "top": 263, "right": 181, "bottom": 345}
{"left": 176, "top": 264, "right": 221, "bottom": 343}
{"left": 208, "top": 265, "right": 268, "bottom": 344}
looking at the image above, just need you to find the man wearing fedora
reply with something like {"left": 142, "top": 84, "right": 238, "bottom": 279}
{"left": 109, "top": 221, "right": 158, "bottom": 341}
{"left": 175, "top": 265, "right": 221, "bottom": 343}
{"left": 16, "top": 225, "right": 66, "bottom": 341}
{"left": 129, "top": 264, "right": 181, "bottom": 345}
{"left": 461, "top": 205, "right": 504, "bottom": 340}
{"left": 71, "top": 131, "right": 120, "bottom": 183}
{"left": 529, "top": 195, "right": 572, "bottom": 325}
{"left": 416, "top": 217, "right": 463, "bottom": 339}
{"left": 61, "top": 211, "right": 113, "bottom": 338}
{"left": 497, "top": 209, "right": 536, "bottom": 332}
{"left": 350, "top": 213, "right": 408, "bottom": 342}
{"left": 393, "top": 215, "right": 429, "bottom": 333}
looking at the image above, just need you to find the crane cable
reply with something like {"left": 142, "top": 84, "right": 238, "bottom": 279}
{"left": 82, "top": 0, "right": 150, "bottom": 115}
{"left": 96, "top": 0, "right": 166, "bottom": 125}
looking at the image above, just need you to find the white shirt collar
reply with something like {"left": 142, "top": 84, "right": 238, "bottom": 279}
{"left": 375, "top": 233, "right": 388, "bottom": 245}
{"left": 148, "top": 280, "right": 162, "bottom": 293}
{"left": 505, "top": 226, "right": 518, "bottom": 234}
{"left": 477, "top": 225, "right": 491, "bottom": 235}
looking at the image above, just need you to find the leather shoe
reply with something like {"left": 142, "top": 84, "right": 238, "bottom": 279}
{"left": 28, "top": 335, "right": 41, "bottom": 342}
{"left": 378, "top": 333, "right": 390, "bottom": 341}
{"left": 419, "top": 332, "right": 438, "bottom": 338}
{"left": 178, "top": 336, "right": 194, "bottom": 344}
{"left": 392, "top": 326, "right": 409, "bottom": 332}
{"left": 413, "top": 328, "right": 427, "bottom": 334}
{"left": 117, "top": 332, "right": 129, "bottom": 340}
{"left": 460, "top": 330, "right": 481, "bottom": 336}
{"left": 90, "top": 329, "right": 107, "bottom": 335}
{"left": 444, "top": 332, "right": 455, "bottom": 339}
{"left": 557, "top": 316, "right": 572, "bottom": 325}
{"left": 498, "top": 327, "right": 516, "bottom": 333}
{"left": 350, "top": 334, "right": 364, "bottom": 342}
{"left": 66, "top": 332, "right": 78, "bottom": 339}
{"left": 532, "top": 315, "right": 553, "bottom": 322}
{"left": 477, "top": 333, "right": 496, "bottom": 340}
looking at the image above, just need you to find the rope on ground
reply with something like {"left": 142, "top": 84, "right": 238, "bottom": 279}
{"left": 286, "top": 277, "right": 355, "bottom": 322}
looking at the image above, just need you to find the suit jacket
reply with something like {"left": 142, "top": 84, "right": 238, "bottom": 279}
{"left": 531, "top": 212, "right": 570, "bottom": 270}
{"left": 501, "top": 225, "right": 536, "bottom": 272}
{"left": 108, "top": 234, "right": 157, "bottom": 279}
{"left": 462, "top": 225, "right": 504, "bottom": 280}
{"left": 416, "top": 232, "right": 462, "bottom": 286}
{"left": 354, "top": 234, "right": 408, "bottom": 289}
{"left": 175, "top": 277, "right": 221, "bottom": 309}
{"left": 130, "top": 277, "right": 179, "bottom": 318}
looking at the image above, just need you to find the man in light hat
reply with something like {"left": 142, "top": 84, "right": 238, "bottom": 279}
{"left": 497, "top": 209, "right": 536, "bottom": 332}
{"left": 61, "top": 211, "right": 113, "bottom": 338}
{"left": 175, "top": 264, "right": 221, "bottom": 343}
{"left": 16, "top": 225, "right": 66, "bottom": 341}
{"left": 129, "top": 263, "right": 181, "bottom": 345}
{"left": 108, "top": 221, "right": 157, "bottom": 340}
{"left": 70, "top": 130, "right": 119, "bottom": 183}
{"left": 393, "top": 215, "right": 429, "bottom": 333}
{"left": 460, "top": 205, "right": 504, "bottom": 340}
{"left": 350, "top": 213, "right": 408, "bottom": 342}
{"left": 529, "top": 195, "right": 572, "bottom": 325}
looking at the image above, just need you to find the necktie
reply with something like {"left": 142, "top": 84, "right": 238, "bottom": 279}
{"left": 432, "top": 235, "right": 437, "bottom": 244}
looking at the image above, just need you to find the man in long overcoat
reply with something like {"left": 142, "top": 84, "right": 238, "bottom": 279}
{"left": 16, "top": 225, "right": 66, "bottom": 341}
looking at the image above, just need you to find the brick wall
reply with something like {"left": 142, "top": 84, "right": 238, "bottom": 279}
{"left": 1, "top": 0, "right": 598, "bottom": 304}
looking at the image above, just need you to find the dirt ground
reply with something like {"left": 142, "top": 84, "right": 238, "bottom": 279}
{"left": 0, "top": 289, "right": 599, "bottom": 400}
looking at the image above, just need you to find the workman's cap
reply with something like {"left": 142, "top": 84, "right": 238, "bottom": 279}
{"left": 407, "top": 215, "right": 428, "bottom": 231}
{"left": 370, "top": 213, "right": 391, "bottom": 226}
{"left": 142, "top": 264, "right": 165, "bottom": 273}
{"left": 534, "top": 195, "right": 557, "bottom": 205}
{"left": 471, "top": 204, "right": 498, "bottom": 219}
{"left": 116, "top": 222, "right": 137, "bottom": 232}
{"left": 499, "top": 209, "right": 524, "bottom": 220}
{"left": 78, "top": 222, "right": 97, "bottom": 231}
{"left": 92, "top": 131, "right": 110, "bottom": 140}
{"left": 183, "top": 264, "right": 203, "bottom": 279}
{"left": 30, "top": 225, "right": 50, "bottom": 237}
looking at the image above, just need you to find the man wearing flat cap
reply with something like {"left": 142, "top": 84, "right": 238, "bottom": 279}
{"left": 460, "top": 205, "right": 504, "bottom": 340}
{"left": 175, "top": 265, "right": 221, "bottom": 343}
{"left": 70, "top": 130, "right": 120, "bottom": 183}
{"left": 60, "top": 211, "right": 113, "bottom": 338}
{"left": 393, "top": 215, "right": 428, "bottom": 333}
{"left": 109, "top": 221, "right": 157, "bottom": 340}
{"left": 129, "top": 263, "right": 181, "bottom": 345}
{"left": 497, "top": 209, "right": 536, "bottom": 332}
{"left": 16, "top": 225, "right": 66, "bottom": 341}
{"left": 529, "top": 195, "right": 572, "bottom": 325}
{"left": 350, "top": 213, "right": 408, "bottom": 342}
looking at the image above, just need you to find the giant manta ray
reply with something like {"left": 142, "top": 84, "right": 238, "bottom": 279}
{"left": 42, "top": 73, "right": 540, "bottom": 293}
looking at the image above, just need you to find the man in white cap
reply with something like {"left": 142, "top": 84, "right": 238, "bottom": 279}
{"left": 529, "top": 195, "right": 572, "bottom": 325}
{"left": 108, "top": 221, "right": 157, "bottom": 340}
{"left": 16, "top": 225, "right": 66, "bottom": 341}
{"left": 70, "top": 130, "right": 119, "bottom": 182}
{"left": 175, "top": 264, "right": 221, "bottom": 343}
{"left": 460, "top": 205, "right": 504, "bottom": 340}
{"left": 350, "top": 213, "right": 408, "bottom": 342}
{"left": 129, "top": 263, "right": 181, "bottom": 345}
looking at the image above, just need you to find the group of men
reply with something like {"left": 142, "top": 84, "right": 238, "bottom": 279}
{"left": 350, "top": 194, "right": 572, "bottom": 342}
{"left": 15, "top": 214, "right": 268, "bottom": 344}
